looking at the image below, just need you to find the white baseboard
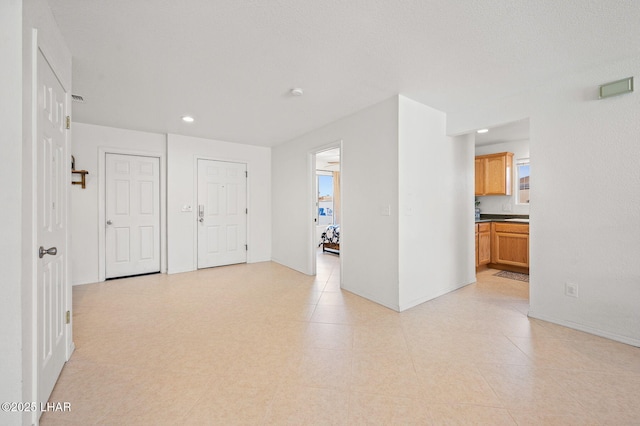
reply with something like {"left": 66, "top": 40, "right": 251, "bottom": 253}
{"left": 72, "top": 278, "right": 100, "bottom": 286}
{"left": 399, "top": 280, "right": 475, "bottom": 312}
{"left": 247, "top": 257, "right": 271, "bottom": 264}
{"left": 528, "top": 310, "right": 640, "bottom": 347}
{"left": 270, "top": 258, "right": 311, "bottom": 275}
{"left": 341, "top": 285, "right": 400, "bottom": 312}
{"left": 167, "top": 267, "right": 195, "bottom": 275}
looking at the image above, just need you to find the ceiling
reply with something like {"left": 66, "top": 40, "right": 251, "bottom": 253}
{"left": 48, "top": 0, "right": 640, "bottom": 147}
{"left": 316, "top": 148, "right": 340, "bottom": 172}
{"left": 475, "top": 118, "right": 529, "bottom": 146}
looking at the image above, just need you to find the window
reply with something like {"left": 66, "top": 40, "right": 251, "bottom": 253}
{"left": 317, "top": 173, "right": 334, "bottom": 225}
{"left": 516, "top": 159, "right": 530, "bottom": 204}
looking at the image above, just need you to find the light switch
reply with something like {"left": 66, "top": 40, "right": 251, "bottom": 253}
{"left": 380, "top": 205, "right": 391, "bottom": 216}
{"left": 181, "top": 205, "right": 193, "bottom": 212}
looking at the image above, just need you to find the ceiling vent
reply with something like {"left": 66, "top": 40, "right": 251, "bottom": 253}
{"left": 71, "top": 94, "right": 85, "bottom": 103}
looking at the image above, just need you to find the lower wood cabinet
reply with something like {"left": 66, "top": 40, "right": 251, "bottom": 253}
{"left": 476, "top": 221, "right": 529, "bottom": 273}
{"left": 477, "top": 223, "right": 491, "bottom": 266}
{"left": 490, "top": 222, "right": 529, "bottom": 272}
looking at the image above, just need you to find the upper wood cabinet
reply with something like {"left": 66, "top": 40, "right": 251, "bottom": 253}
{"left": 475, "top": 152, "right": 513, "bottom": 196}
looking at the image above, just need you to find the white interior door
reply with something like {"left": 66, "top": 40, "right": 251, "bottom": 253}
{"left": 105, "top": 154, "right": 160, "bottom": 278}
{"left": 36, "top": 49, "right": 68, "bottom": 406}
{"left": 197, "top": 159, "right": 247, "bottom": 268}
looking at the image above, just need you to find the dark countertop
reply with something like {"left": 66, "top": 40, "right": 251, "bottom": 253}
{"left": 475, "top": 214, "right": 529, "bottom": 224}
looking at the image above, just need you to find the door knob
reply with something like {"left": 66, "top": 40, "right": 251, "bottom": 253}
{"left": 199, "top": 217, "right": 204, "bottom": 223}
{"left": 39, "top": 246, "right": 57, "bottom": 258}
{"left": 106, "top": 220, "right": 113, "bottom": 225}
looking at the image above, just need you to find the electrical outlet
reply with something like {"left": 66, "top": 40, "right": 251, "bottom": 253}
{"left": 565, "top": 282, "right": 578, "bottom": 298}
{"left": 502, "top": 203, "right": 512, "bottom": 212}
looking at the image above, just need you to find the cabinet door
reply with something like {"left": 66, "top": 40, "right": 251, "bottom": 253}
{"left": 485, "top": 155, "right": 512, "bottom": 195}
{"left": 492, "top": 232, "right": 528, "bottom": 268}
{"left": 478, "top": 230, "right": 491, "bottom": 265}
{"left": 474, "top": 152, "right": 513, "bottom": 196}
{"left": 475, "top": 224, "right": 479, "bottom": 267}
{"left": 474, "top": 158, "right": 485, "bottom": 196}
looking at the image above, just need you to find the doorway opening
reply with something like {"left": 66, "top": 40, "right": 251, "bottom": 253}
{"left": 312, "top": 146, "right": 341, "bottom": 283}
{"left": 473, "top": 118, "right": 531, "bottom": 305}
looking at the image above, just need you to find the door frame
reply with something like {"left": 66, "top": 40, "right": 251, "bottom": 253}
{"left": 28, "top": 28, "right": 73, "bottom": 425}
{"left": 193, "top": 155, "right": 250, "bottom": 270}
{"left": 309, "top": 141, "right": 343, "bottom": 278}
{"left": 98, "top": 148, "right": 166, "bottom": 282}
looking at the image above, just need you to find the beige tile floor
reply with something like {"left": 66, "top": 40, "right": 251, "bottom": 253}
{"left": 41, "top": 255, "right": 640, "bottom": 425}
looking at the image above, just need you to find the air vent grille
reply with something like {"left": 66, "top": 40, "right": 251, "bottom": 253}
{"left": 71, "top": 94, "right": 84, "bottom": 103}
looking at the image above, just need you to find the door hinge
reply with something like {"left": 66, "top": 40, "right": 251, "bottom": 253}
{"left": 245, "top": 244, "right": 248, "bottom": 251}
{"left": 245, "top": 171, "right": 248, "bottom": 178}
{"left": 245, "top": 208, "right": 248, "bottom": 214}
{"left": 65, "top": 310, "right": 71, "bottom": 324}
{"left": 66, "top": 116, "right": 70, "bottom": 130}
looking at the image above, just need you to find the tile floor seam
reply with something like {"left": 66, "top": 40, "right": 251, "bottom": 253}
{"left": 503, "top": 334, "right": 537, "bottom": 364}
{"left": 505, "top": 409, "right": 523, "bottom": 425}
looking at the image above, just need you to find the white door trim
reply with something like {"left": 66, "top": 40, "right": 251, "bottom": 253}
{"left": 192, "top": 155, "right": 251, "bottom": 271}
{"left": 29, "top": 28, "right": 73, "bottom": 426}
{"left": 29, "top": 34, "right": 39, "bottom": 426}
{"left": 309, "top": 140, "right": 343, "bottom": 278}
{"left": 98, "top": 147, "right": 166, "bottom": 282}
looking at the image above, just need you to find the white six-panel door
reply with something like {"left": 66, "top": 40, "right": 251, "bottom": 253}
{"left": 105, "top": 154, "right": 160, "bottom": 278}
{"left": 37, "top": 49, "right": 68, "bottom": 407}
{"left": 197, "top": 160, "right": 247, "bottom": 269}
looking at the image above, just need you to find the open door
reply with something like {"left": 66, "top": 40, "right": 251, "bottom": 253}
{"left": 36, "top": 47, "right": 69, "bottom": 410}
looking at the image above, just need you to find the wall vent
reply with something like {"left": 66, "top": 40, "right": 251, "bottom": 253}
{"left": 71, "top": 94, "right": 85, "bottom": 103}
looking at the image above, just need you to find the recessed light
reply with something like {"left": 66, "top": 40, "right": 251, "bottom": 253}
{"left": 182, "top": 115, "right": 195, "bottom": 123}
{"left": 477, "top": 129, "right": 489, "bottom": 134}
{"left": 290, "top": 88, "right": 304, "bottom": 97}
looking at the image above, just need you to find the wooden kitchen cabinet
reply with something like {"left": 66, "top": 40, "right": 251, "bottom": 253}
{"left": 475, "top": 224, "right": 479, "bottom": 267}
{"left": 475, "top": 152, "right": 513, "bottom": 196}
{"left": 477, "top": 223, "right": 491, "bottom": 266}
{"left": 474, "top": 157, "right": 486, "bottom": 196}
{"left": 490, "top": 222, "right": 529, "bottom": 273}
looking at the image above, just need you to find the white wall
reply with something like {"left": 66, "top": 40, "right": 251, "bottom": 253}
{"left": 1, "top": 1, "right": 23, "bottom": 423}
{"left": 70, "top": 126, "right": 272, "bottom": 281}
{"left": 475, "top": 139, "right": 530, "bottom": 215}
{"left": 272, "top": 97, "right": 400, "bottom": 310}
{"left": 449, "top": 56, "right": 640, "bottom": 346}
{"left": 398, "top": 96, "right": 476, "bottom": 310}
{"left": 69, "top": 123, "right": 167, "bottom": 285}
{"left": 167, "top": 134, "right": 271, "bottom": 274}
